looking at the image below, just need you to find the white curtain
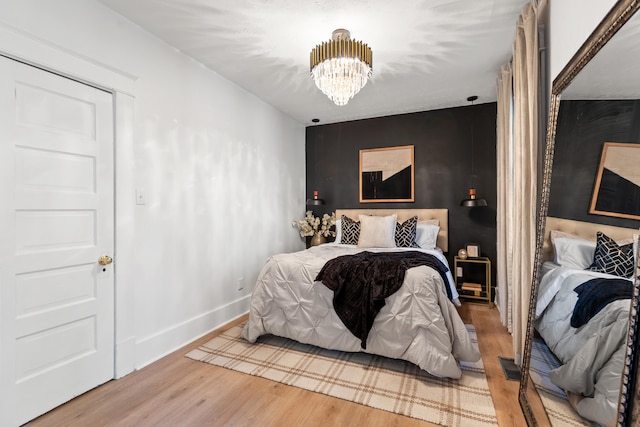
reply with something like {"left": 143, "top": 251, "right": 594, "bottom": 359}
{"left": 496, "top": 63, "right": 513, "bottom": 332}
{"left": 496, "top": 0, "right": 546, "bottom": 364}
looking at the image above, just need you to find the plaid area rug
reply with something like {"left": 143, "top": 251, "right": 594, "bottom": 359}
{"left": 186, "top": 324, "right": 497, "bottom": 426}
{"left": 529, "top": 337, "right": 596, "bottom": 426}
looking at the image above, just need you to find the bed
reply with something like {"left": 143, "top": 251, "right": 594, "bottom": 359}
{"left": 242, "top": 209, "right": 480, "bottom": 379}
{"left": 533, "top": 217, "right": 639, "bottom": 426}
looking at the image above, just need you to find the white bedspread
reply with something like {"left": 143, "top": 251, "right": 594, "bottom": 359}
{"left": 242, "top": 245, "right": 480, "bottom": 379}
{"left": 535, "top": 264, "right": 631, "bottom": 426}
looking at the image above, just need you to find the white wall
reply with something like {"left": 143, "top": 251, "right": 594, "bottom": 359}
{"left": 549, "top": 0, "right": 617, "bottom": 80}
{"left": 0, "top": 0, "right": 306, "bottom": 372}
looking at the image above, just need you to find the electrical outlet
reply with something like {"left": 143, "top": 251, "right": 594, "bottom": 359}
{"left": 237, "top": 277, "right": 244, "bottom": 291}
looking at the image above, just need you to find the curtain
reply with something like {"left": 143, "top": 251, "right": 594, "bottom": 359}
{"left": 496, "top": 63, "right": 513, "bottom": 332}
{"left": 496, "top": 0, "right": 546, "bottom": 364}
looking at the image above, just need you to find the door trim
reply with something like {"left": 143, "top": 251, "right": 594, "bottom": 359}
{"left": 0, "top": 22, "right": 136, "bottom": 95}
{"left": 0, "top": 22, "right": 137, "bottom": 380}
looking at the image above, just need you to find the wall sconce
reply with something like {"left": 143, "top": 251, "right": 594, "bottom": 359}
{"left": 306, "top": 190, "right": 325, "bottom": 206}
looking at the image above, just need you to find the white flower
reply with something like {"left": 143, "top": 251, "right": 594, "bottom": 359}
{"left": 292, "top": 211, "right": 337, "bottom": 238}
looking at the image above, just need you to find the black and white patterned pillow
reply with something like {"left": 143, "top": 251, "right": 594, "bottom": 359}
{"left": 395, "top": 216, "right": 420, "bottom": 248}
{"left": 587, "top": 231, "right": 634, "bottom": 277}
{"left": 340, "top": 215, "right": 360, "bottom": 245}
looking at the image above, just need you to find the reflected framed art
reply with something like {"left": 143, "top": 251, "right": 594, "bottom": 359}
{"left": 590, "top": 142, "right": 640, "bottom": 220}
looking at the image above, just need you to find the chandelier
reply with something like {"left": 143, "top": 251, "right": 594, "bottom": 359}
{"left": 310, "top": 29, "right": 373, "bottom": 106}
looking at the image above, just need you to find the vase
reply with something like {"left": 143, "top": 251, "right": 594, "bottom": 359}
{"left": 310, "top": 233, "right": 326, "bottom": 247}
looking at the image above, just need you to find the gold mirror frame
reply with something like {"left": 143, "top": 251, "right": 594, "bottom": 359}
{"left": 518, "top": 1, "right": 640, "bottom": 425}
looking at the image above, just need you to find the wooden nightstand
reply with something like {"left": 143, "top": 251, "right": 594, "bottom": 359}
{"left": 454, "top": 256, "right": 492, "bottom": 304}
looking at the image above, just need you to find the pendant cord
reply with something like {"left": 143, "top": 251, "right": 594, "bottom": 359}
{"left": 467, "top": 95, "right": 478, "bottom": 185}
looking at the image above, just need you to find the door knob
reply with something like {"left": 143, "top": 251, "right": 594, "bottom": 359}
{"left": 99, "top": 255, "right": 113, "bottom": 265}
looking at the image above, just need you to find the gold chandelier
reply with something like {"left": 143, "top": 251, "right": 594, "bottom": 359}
{"left": 310, "top": 29, "right": 373, "bottom": 106}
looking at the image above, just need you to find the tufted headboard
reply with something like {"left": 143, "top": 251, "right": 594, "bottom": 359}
{"left": 335, "top": 208, "right": 449, "bottom": 252}
{"left": 543, "top": 216, "right": 639, "bottom": 262}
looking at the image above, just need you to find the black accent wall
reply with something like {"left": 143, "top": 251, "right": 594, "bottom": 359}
{"left": 549, "top": 99, "right": 640, "bottom": 229}
{"left": 305, "top": 103, "right": 498, "bottom": 284}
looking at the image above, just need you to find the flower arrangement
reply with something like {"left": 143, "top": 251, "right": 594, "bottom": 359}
{"left": 292, "top": 211, "right": 337, "bottom": 238}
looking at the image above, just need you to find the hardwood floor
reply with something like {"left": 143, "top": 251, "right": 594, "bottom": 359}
{"left": 26, "top": 302, "right": 526, "bottom": 427}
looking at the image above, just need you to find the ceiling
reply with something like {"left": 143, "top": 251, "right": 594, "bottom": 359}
{"left": 563, "top": 8, "right": 640, "bottom": 100}
{"left": 98, "top": 0, "right": 528, "bottom": 125}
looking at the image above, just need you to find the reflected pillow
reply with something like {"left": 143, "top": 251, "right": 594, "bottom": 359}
{"left": 416, "top": 223, "right": 440, "bottom": 250}
{"left": 587, "top": 231, "right": 634, "bottom": 278}
{"left": 357, "top": 214, "right": 397, "bottom": 248}
{"left": 550, "top": 230, "right": 633, "bottom": 270}
{"left": 340, "top": 215, "right": 360, "bottom": 245}
{"left": 395, "top": 216, "right": 420, "bottom": 248}
{"left": 553, "top": 237, "right": 596, "bottom": 270}
{"left": 549, "top": 229, "right": 581, "bottom": 244}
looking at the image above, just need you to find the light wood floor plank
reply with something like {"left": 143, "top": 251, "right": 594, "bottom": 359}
{"left": 26, "top": 302, "right": 526, "bottom": 427}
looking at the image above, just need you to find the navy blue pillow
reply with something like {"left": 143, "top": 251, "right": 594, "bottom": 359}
{"left": 587, "top": 232, "right": 634, "bottom": 278}
{"left": 340, "top": 215, "right": 360, "bottom": 245}
{"left": 395, "top": 216, "right": 419, "bottom": 248}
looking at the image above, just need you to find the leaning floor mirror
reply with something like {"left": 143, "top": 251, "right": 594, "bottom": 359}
{"left": 519, "top": 1, "right": 640, "bottom": 426}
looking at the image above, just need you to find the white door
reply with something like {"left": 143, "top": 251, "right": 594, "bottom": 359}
{"left": 0, "top": 57, "right": 115, "bottom": 426}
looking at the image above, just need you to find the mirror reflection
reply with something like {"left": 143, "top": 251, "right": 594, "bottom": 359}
{"left": 522, "top": 5, "right": 640, "bottom": 427}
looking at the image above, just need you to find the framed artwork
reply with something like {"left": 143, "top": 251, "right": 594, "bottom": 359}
{"left": 359, "top": 145, "right": 414, "bottom": 203}
{"left": 590, "top": 142, "right": 640, "bottom": 220}
{"left": 465, "top": 243, "right": 481, "bottom": 258}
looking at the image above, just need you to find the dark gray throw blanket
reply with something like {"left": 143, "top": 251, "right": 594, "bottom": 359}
{"left": 315, "top": 251, "right": 450, "bottom": 349}
{"left": 571, "top": 277, "right": 633, "bottom": 328}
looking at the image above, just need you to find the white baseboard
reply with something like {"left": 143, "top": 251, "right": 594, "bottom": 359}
{"left": 114, "top": 336, "right": 136, "bottom": 379}
{"left": 133, "top": 296, "right": 250, "bottom": 371}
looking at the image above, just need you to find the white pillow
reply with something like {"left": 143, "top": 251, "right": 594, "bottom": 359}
{"left": 334, "top": 219, "right": 342, "bottom": 243}
{"left": 553, "top": 237, "right": 596, "bottom": 269}
{"left": 549, "top": 229, "right": 579, "bottom": 244}
{"left": 357, "top": 214, "right": 397, "bottom": 248}
{"left": 549, "top": 229, "right": 633, "bottom": 246}
{"left": 416, "top": 223, "right": 440, "bottom": 250}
